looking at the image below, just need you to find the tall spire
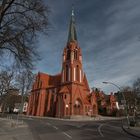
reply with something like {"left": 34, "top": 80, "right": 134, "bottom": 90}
{"left": 67, "top": 6, "right": 77, "bottom": 43}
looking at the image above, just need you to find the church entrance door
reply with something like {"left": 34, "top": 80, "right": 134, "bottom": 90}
{"left": 74, "top": 99, "right": 83, "bottom": 115}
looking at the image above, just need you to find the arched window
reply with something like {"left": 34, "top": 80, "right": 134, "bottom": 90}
{"left": 66, "top": 50, "right": 71, "bottom": 60}
{"left": 75, "top": 50, "right": 78, "bottom": 60}
{"left": 76, "top": 65, "right": 79, "bottom": 81}
{"left": 66, "top": 65, "right": 69, "bottom": 81}
{"left": 74, "top": 50, "right": 78, "bottom": 60}
{"left": 74, "top": 51, "right": 76, "bottom": 60}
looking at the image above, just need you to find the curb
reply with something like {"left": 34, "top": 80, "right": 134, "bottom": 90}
{"left": 122, "top": 125, "right": 140, "bottom": 139}
{"left": 21, "top": 114, "right": 123, "bottom": 122}
{"left": 21, "top": 115, "right": 99, "bottom": 122}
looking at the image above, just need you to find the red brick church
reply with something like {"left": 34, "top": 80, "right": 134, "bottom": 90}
{"left": 27, "top": 9, "right": 98, "bottom": 117}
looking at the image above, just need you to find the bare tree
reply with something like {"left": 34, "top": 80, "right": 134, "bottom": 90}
{"left": 16, "top": 70, "right": 34, "bottom": 95}
{"left": 0, "top": 0, "right": 49, "bottom": 69}
{"left": 133, "top": 78, "right": 140, "bottom": 112}
{"left": 16, "top": 69, "right": 35, "bottom": 113}
{"left": 0, "top": 67, "right": 15, "bottom": 96}
{"left": 0, "top": 66, "right": 16, "bottom": 113}
{"left": 121, "top": 86, "right": 136, "bottom": 115}
{"left": 133, "top": 78, "right": 140, "bottom": 96}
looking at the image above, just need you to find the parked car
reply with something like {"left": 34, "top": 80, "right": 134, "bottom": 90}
{"left": 13, "top": 108, "right": 19, "bottom": 113}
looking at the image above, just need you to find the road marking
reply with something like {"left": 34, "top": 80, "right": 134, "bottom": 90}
{"left": 20, "top": 117, "right": 33, "bottom": 120}
{"left": 28, "top": 117, "right": 33, "bottom": 120}
{"left": 53, "top": 126, "right": 58, "bottom": 130}
{"left": 98, "top": 124, "right": 104, "bottom": 137}
{"left": 85, "top": 128, "right": 97, "bottom": 132}
{"left": 62, "top": 132, "right": 72, "bottom": 139}
{"left": 46, "top": 122, "right": 51, "bottom": 126}
{"left": 106, "top": 124, "right": 120, "bottom": 129}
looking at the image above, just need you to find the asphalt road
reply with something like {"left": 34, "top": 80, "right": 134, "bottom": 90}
{"left": 19, "top": 116, "right": 139, "bottom": 140}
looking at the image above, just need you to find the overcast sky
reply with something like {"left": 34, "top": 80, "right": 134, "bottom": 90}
{"left": 36, "top": 0, "right": 140, "bottom": 93}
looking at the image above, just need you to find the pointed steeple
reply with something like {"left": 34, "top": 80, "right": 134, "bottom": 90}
{"left": 67, "top": 7, "right": 77, "bottom": 43}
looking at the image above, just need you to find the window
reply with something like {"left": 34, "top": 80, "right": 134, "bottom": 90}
{"left": 37, "top": 80, "right": 39, "bottom": 88}
{"left": 66, "top": 49, "right": 71, "bottom": 60}
{"left": 54, "top": 88, "right": 57, "bottom": 94}
{"left": 66, "top": 65, "right": 69, "bottom": 81}
{"left": 74, "top": 50, "right": 78, "bottom": 60}
{"left": 52, "top": 89, "right": 54, "bottom": 93}
{"left": 64, "top": 94, "right": 67, "bottom": 99}
{"left": 46, "top": 89, "right": 49, "bottom": 94}
{"left": 51, "top": 94, "right": 54, "bottom": 104}
{"left": 40, "top": 81, "right": 42, "bottom": 88}
{"left": 85, "top": 106, "right": 87, "bottom": 112}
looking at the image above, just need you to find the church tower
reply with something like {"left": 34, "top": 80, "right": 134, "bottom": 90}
{"left": 56, "top": 8, "right": 95, "bottom": 117}
{"left": 61, "top": 8, "right": 83, "bottom": 84}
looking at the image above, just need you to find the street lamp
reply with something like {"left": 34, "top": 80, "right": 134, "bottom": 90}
{"left": 102, "top": 81, "right": 130, "bottom": 127}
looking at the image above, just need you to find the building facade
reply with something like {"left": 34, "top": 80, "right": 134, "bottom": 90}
{"left": 92, "top": 88, "right": 117, "bottom": 116}
{"left": 27, "top": 9, "right": 98, "bottom": 117}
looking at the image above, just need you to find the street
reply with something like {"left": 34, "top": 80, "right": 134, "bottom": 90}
{"left": 19, "top": 116, "right": 139, "bottom": 140}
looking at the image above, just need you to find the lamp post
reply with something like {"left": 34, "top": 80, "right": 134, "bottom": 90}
{"left": 102, "top": 81, "right": 130, "bottom": 128}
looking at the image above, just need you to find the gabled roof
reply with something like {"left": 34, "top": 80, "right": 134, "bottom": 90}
{"left": 33, "top": 72, "right": 61, "bottom": 89}
{"left": 59, "top": 86, "right": 69, "bottom": 93}
{"left": 83, "top": 99, "right": 91, "bottom": 105}
{"left": 83, "top": 73, "right": 90, "bottom": 91}
{"left": 49, "top": 73, "right": 61, "bottom": 86}
{"left": 83, "top": 97, "right": 91, "bottom": 105}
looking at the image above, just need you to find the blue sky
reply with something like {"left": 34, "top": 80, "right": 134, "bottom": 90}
{"left": 35, "top": 0, "right": 140, "bottom": 93}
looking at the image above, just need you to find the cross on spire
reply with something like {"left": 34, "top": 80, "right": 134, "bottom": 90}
{"left": 67, "top": 6, "right": 77, "bottom": 43}
{"left": 71, "top": 5, "right": 74, "bottom": 16}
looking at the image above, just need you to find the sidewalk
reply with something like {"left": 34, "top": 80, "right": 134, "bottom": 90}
{"left": 122, "top": 118, "right": 140, "bottom": 139}
{"left": 122, "top": 125, "right": 140, "bottom": 138}
{"left": 0, "top": 117, "right": 34, "bottom": 140}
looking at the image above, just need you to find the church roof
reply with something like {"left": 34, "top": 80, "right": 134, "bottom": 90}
{"left": 59, "top": 86, "right": 69, "bottom": 93}
{"left": 83, "top": 98, "right": 91, "bottom": 105}
{"left": 83, "top": 73, "right": 90, "bottom": 91}
{"left": 49, "top": 73, "right": 61, "bottom": 86}
{"left": 67, "top": 8, "right": 77, "bottom": 43}
{"left": 33, "top": 72, "right": 61, "bottom": 89}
